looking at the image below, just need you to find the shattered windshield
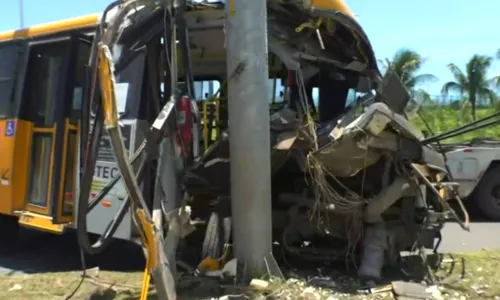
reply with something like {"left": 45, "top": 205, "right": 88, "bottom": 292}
{"left": 312, "top": 87, "right": 358, "bottom": 108}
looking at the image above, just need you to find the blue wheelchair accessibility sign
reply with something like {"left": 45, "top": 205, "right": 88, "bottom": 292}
{"left": 5, "top": 121, "right": 15, "bottom": 137}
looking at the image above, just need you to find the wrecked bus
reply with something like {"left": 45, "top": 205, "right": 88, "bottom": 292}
{"left": 0, "top": 0, "right": 469, "bottom": 292}
{"left": 179, "top": 1, "right": 469, "bottom": 280}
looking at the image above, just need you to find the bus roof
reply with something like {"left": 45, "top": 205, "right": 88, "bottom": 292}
{"left": 0, "top": 13, "right": 100, "bottom": 43}
{"left": 0, "top": 0, "right": 355, "bottom": 43}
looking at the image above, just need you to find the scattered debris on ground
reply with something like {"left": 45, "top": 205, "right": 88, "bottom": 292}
{"left": 1, "top": 249, "right": 499, "bottom": 299}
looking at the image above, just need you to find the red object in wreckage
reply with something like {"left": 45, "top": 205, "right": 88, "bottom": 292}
{"left": 287, "top": 70, "right": 295, "bottom": 86}
{"left": 176, "top": 96, "right": 194, "bottom": 158}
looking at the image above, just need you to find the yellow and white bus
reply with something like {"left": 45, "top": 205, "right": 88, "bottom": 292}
{"left": 0, "top": 0, "right": 377, "bottom": 249}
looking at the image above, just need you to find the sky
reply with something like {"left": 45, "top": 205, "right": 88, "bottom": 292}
{"left": 1, "top": 0, "right": 498, "bottom": 97}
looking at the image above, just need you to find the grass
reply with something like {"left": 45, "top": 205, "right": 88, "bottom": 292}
{"left": 2, "top": 249, "right": 500, "bottom": 300}
{"left": 434, "top": 249, "right": 500, "bottom": 299}
{"left": 0, "top": 269, "right": 148, "bottom": 300}
{"left": 410, "top": 106, "right": 500, "bottom": 142}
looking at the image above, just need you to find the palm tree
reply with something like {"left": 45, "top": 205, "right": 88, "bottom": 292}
{"left": 380, "top": 48, "right": 437, "bottom": 90}
{"left": 495, "top": 49, "right": 500, "bottom": 88}
{"left": 379, "top": 48, "right": 438, "bottom": 113}
{"left": 441, "top": 55, "right": 497, "bottom": 120}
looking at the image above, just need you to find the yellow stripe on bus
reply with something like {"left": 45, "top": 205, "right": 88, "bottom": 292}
{"left": 0, "top": 14, "right": 100, "bottom": 42}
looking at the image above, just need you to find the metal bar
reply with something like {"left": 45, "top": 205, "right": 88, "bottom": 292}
{"left": 225, "top": 0, "right": 279, "bottom": 282}
{"left": 98, "top": 42, "right": 177, "bottom": 298}
{"left": 154, "top": 137, "right": 182, "bottom": 278}
{"left": 410, "top": 164, "right": 470, "bottom": 231}
{"left": 176, "top": 0, "right": 195, "bottom": 99}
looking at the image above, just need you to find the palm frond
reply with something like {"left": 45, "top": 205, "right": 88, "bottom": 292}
{"left": 464, "top": 55, "right": 495, "bottom": 109}
{"left": 411, "top": 73, "right": 439, "bottom": 86}
{"left": 386, "top": 48, "right": 436, "bottom": 93}
{"left": 478, "top": 87, "right": 497, "bottom": 105}
{"left": 490, "top": 75, "right": 500, "bottom": 89}
{"left": 446, "top": 63, "right": 467, "bottom": 85}
{"left": 466, "top": 55, "right": 492, "bottom": 81}
{"left": 390, "top": 49, "right": 427, "bottom": 87}
{"left": 441, "top": 81, "right": 462, "bottom": 96}
{"left": 377, "top": 58, "right": 391, "bottom": 74}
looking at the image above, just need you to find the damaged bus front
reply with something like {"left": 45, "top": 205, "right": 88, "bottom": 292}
{"left": 183, "top": 0, "right": 469, "bottom": 280}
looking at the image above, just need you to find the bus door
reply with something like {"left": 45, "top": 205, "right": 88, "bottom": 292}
{"left": 18, "top": 34, "right": 91, "bottom": 231}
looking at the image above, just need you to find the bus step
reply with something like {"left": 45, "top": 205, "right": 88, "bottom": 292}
{"left": 17, "top": 212, "right": 65, "bottom": 234}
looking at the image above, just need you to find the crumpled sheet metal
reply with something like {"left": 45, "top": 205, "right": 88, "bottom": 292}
{"left": 310, "top": 102, "right": 424, "bottom": 177}
{"left": 332, "top": 102, "right": 424, "bottom": 141}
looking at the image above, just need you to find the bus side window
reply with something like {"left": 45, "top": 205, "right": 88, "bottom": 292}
{"left": 194, "top": 80, "right": 220, "bottom": 100}
{"left": 0, "top": 43, "right": 24, "bottom": 118}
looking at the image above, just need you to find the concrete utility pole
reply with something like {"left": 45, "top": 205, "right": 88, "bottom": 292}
{"left": 225, "top": 0, "right": 279, "bottom": 281}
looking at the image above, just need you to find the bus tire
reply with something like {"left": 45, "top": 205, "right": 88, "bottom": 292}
{"left": 202, "top": 212, "right": 224, "bottom": 259}
{"left": 473, "top": 166, "right": 500, "bottom": 221}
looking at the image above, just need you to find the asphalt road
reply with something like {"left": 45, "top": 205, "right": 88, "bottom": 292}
{"left": 438, "top": 221, "right": 500, "bottom": 253}
{"left": 0, "top": 221, "right": 499, "bottom": 276}
{"left": 0, "top": 229, "right": 145, "bottom": 276}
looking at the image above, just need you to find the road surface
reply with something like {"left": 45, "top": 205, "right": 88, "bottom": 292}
{"left": 438, "top": 222, "right": 500, "bottom": 253}
{"left": 0, "top": 229, "right": 145, "bottom": 276}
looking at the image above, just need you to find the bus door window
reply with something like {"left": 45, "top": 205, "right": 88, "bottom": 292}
{"left": 115, "top": 52, "right": 146, "bottom": 120}
{"left": 59, "top": 37, "right": 92, "bottom": 217}
{"left": 23, "top": 40, "right": 70, "bottom": 210}
{"left": 69, "top": 39, "right": 91, "bottom": 124}
{"left": 24, "top": 43, "right": 72, "bottom": 126}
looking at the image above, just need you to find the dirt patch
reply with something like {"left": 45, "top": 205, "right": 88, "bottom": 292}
{"left": 2, "top": 250, "right": 500, "bottom": 300}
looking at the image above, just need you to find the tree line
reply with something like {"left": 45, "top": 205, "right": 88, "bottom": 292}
{"left": 381, "top": 48, "right": 500, "bottom": 120}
